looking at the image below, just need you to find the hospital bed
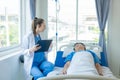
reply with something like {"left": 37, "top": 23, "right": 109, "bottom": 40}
{"left": 38, "top": 41, "right": 119, "bottom": 80}
{"left": 39, "top": 66, "right": 117, "bottom": 80}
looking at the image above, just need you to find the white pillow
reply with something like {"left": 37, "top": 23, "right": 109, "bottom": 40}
{"left": 92, "top": 46, "right": 102, "bottom": 59}
{"left": 62, "top": 47, "right": 73, "bottom": 58}
{"left": 62, "top": 45, "right": 101, "bottom": 59}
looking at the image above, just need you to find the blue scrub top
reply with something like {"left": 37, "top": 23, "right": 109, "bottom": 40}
{"left": 64, "top": 50, "right": 101, "bottom": 64}
{"left": 32, "top": 35, "right": 46, "bottom": 66}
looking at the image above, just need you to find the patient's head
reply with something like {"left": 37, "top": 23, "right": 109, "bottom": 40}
{"left": 73, "top": 43, "right": 86, "bottom": 52}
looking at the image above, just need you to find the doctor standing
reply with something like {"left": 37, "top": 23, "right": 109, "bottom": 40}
{"left": 22, "top": 17, "right": 54, "bottom": 80}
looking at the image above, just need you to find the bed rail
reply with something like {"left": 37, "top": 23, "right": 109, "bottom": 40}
{"left": 40, "top": 75, "right": 119, "bottom": 80}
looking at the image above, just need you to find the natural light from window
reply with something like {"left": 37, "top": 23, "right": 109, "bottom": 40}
{"left": 48, "top": 0, "right": 100, "bottom": 63}
{"left": 0, "top": 0, "right": 20, "bottom": 49}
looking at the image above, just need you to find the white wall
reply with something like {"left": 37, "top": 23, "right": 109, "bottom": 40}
{"left": 108, "top": 0, "right": 120, "bottom": 78}
{"left": 0, "top": 52, "right": 25, "bottom": 80}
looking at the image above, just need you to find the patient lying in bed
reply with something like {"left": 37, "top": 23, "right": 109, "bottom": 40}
{"left": 37, "top": 43, "right": 117, "bottom": 80}
{"left": 62, "top": 42, "right": 103, "bottom": 76}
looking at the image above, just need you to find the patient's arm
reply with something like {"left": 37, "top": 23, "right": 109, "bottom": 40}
{"left": 95, "top": 63, "right": 103, "bottom": 76}
{"left": 62, "top": 61, "right": 70, "bottom": 74}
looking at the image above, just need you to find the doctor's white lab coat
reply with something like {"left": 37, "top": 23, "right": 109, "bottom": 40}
{"left": 22, "top": 32, "right": 36, "bottom": 80}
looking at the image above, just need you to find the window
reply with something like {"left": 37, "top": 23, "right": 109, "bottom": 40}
{"left": 48, "top": 0, "right": 76, "bottom": 62}
{"left": 78, "top": 0, "right": 99, "bottom": 42}
{"left": 0, "top": 0, "right": 21, "bottom": 49}
{"left": 48, "top": 0, "right": 57, "bottom": 62}
{"left": 48, "top": 0, "right": 107, "bottom": 63}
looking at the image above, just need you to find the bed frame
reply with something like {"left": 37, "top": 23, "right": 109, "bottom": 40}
{"left": 40, "top": 74, "right": 118, "bottom": 80}
{"left": 40, "top": 41, "right": 119, "bottom": 80}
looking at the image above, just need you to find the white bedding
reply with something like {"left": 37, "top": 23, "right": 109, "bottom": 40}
{"left": 46, "top": 51, "right": 117, "bottom": 79}
{"left": 38, "top": 51, "right": 118, "bottom": 80}
{"left": 47, "top": 66, "right": 116, "bottom": 78}
{"left": 37, "top": 66, "right": 117, "bottom": 80}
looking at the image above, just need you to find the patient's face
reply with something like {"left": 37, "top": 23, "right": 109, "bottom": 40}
{"left": 74, "top": 44, "right": 85, "bottom": 52}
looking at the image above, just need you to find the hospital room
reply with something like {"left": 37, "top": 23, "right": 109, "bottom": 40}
{"left": 0, "top": 0, "right": 120, "bottom": 80}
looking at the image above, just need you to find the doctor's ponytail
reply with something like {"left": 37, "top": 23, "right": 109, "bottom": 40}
{"left": 32, "top": 17, "right": 44, "bottom": 35}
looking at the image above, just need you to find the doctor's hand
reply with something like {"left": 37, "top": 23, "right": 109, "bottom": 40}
{"left": 50, "top": 43, "right": 53, "bottom": 48}
{"left": 29, "top": 44, "right": 41, "bottom": 53}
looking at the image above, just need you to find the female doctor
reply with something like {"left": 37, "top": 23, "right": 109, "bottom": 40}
{"left": 22, "top": 17, "right": 54, "bottom": 80}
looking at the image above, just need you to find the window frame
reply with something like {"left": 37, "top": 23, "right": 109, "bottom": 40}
{"left": 47, "top": 0, "right": 101, "bottom": 51}
{"left": 0, "top": 0, "right": 26, "bottom": 54}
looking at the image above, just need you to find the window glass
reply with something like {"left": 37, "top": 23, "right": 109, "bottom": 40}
{"left": 48, "top": 0, "right": 56, "bottom": 62}
{"left": 48, "top": 0, "right": 76, "bottom": 47}
{"left": 0, "top": 0, "right": 20, "bottom": 49}
{"left": 48, "top": 0, "right": 107, "bottom": 63}
{"left": 48, "top": 0, "right": 76, "bottom": 62}
{"left": 78, "top": 0, "right": 99, "bottom": 43}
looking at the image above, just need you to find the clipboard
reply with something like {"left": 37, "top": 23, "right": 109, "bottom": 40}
{"left": 35, "top": 40, "right": 52, "bottom": 52}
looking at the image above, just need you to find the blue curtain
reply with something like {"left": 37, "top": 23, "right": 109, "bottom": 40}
{"left": 30, "top": 0, "right": 36, "bottom": 20}
{"left": 95, "top": 0, "right": 111, "bottom": 67}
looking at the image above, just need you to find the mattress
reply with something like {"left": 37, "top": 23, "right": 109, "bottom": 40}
{"left": 47, "top": 66, "right": 116, "bottom": 78}
{"left": 37, "top": 66, "right": 118, "bottom": 80}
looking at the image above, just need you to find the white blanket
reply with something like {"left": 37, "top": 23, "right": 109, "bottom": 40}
{"left": 37, "top": 51, "right": 118, "bottom": 80}
{"left": 67, "top": 51, "right": 98, "bottom": 75}
{"left": 46, "top": 67, "right": 117, "bottom": 78}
